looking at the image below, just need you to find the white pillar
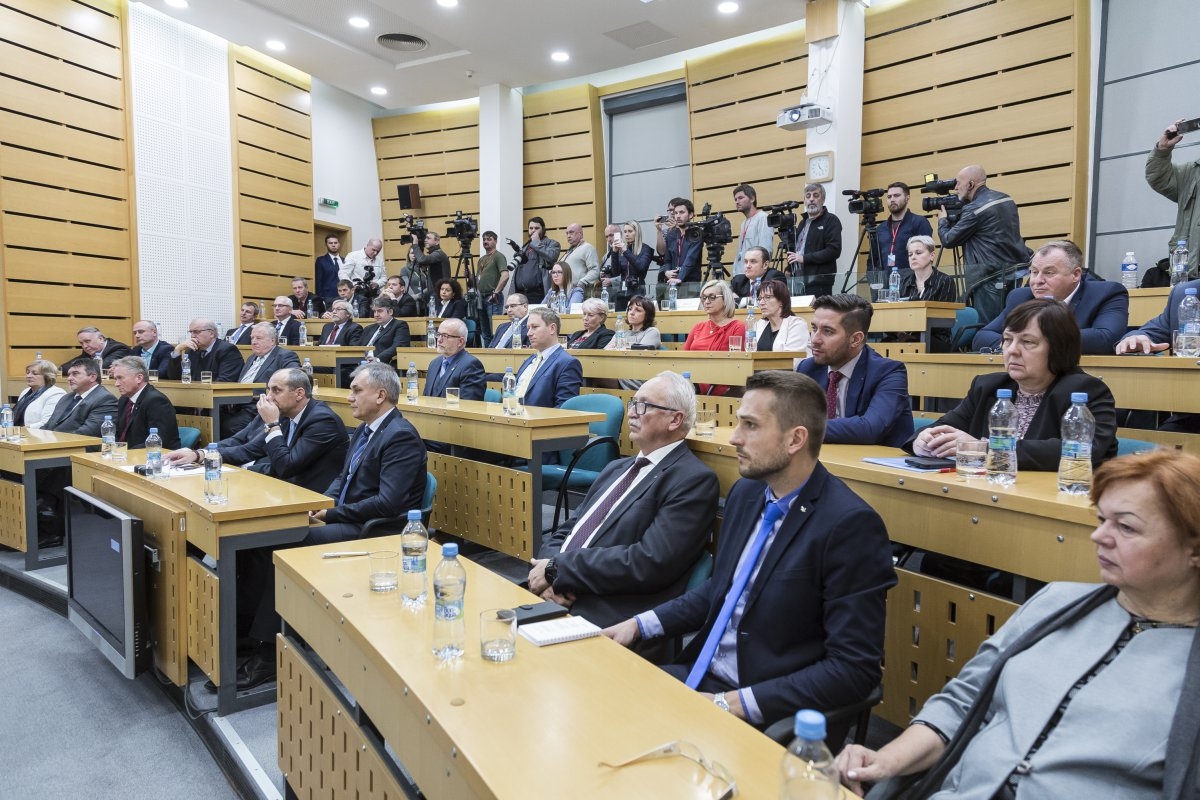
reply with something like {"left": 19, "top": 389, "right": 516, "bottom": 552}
{"left": 478, "top": 84, "right": 524, "bottom": 254}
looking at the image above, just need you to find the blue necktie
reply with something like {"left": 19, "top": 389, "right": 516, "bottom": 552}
{"left": 285, "top": 418, "right": 296, "bottom": 447}
{"left": 337, "top": 425, "right": 372, "bottom": 504}
{"left": 685, "top": 494, "right": 788, "bottom": 689}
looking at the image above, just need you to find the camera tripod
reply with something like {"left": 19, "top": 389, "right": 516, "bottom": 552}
{"left": 454, "top": 238, "right": 489, "bottom": 346}
{"left": 701, "top": 241, "right": 728, "bottom": 284}
{"left": 838, "top": 212, "right": 886, "bottom": 295}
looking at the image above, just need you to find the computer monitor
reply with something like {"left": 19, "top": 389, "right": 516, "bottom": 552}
{"left": 65, "top": 486, "right": 151, "bottom": 679}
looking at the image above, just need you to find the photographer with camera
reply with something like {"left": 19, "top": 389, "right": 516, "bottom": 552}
{"left": 414, "top": 231, "right": 450, "bottom": 301}
{"left": 605, "top": 220, "right": 654, "bottom": 310}
{"left": 1147, "top": 118, "right": 1200, "bottom": 272}
{"left": 340, "top": 238, "right": 385, "bottom": 288}
{"left": 786, "top": 184, "right": 843, "bottom": 298}
{"left": 732, "top": 183, "right": 774, "bottom": 276}
{"left": 507, "top": 217, "right": 560, "bottom": 305}
{"left": 661, "top": 198, "right": 704, "bottom": 291}
{"left": 878, "top": 182, "right": 932, "bottom": 273}
{"left": 935, "top": 165, "right": 1032, "bottom": 322}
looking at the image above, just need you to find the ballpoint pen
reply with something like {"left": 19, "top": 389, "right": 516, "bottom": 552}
{"left": 322, "top": 551, "right": 370, "bottom": 559}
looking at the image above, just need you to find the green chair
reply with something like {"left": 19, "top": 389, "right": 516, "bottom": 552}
{"left": 542, "top": 394, "right": 625, "bottom": 526}
{"left": 178, "top": 427, "right": 201, "bottom": 449}
{"left": 361, "top": 472, "right": 438, "bottom": 536}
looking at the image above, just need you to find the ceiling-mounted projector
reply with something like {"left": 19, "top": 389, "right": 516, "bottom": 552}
{"left": 777, "top": 101, "right": 833, "bottom": 130}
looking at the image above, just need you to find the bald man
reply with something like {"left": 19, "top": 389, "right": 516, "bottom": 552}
{"left": 562, "top": 222, "right": 600, "bottom": 297}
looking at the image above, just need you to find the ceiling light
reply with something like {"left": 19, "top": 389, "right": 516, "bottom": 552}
{"left": 370, "top": 86, "right": 388, "bottom": 96}
{"left": 348, "top": 16, "right": 369, "bottom": 28}
{"left": 265, "top": 39, "right": 286, "bottom": 52}
{"left": 164, "top": 0, "right": 188, "bottom": 8}
{"left": 718, "top": 1, "right": 739, "bottom": 13}
{"left": 437, "top": 0, "right": 458, "bottom": 7}
{"left": 551, "top": 51, "right": 569, "bottom": 63}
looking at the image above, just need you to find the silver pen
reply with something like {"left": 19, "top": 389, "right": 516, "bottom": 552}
{"left": 322, "top": 551, "right": 370, "bottom": 559}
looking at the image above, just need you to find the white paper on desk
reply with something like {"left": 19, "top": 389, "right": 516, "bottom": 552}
{"left": 862, "top": 456, "right": 949, "bottom": 473}
{"left": 674, "top": 298, "right": 700, "bottom": 311}
{"left": 518, "top": 616, "right": 601, "bottom": 646}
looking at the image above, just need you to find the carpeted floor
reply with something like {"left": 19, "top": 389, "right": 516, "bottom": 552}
{"left": 0, "top": 587, "right": 237, "bottom": 799}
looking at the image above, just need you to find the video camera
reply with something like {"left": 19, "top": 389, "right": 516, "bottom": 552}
{"left": 399, "top": 214, "right": 427, "bottom": 249}
{"left": 764, "top": 200, "right": 800, "bottom": 230}
{"left": 843, "top": 188, "right": 885, "bottom": 216}
{"left": 683, "top": 202, "right": 734, "bottom": 246}
{"left": 920, "top": 174, "right": 963, "bottom": 214}
{"left": 445, "top": 210, "right": 478, "bottom": 244}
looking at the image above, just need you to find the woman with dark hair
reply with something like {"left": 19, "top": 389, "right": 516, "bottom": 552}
{"left": 605, "top": 295, "right": 661, "bottom": 350}
{"left": 906, "top": 298, "right": 1118, "bottom": 470}
{"left": 838, "top": 448, "right": 1200, "bottom": 800}
{"left": 751, "top": 279, "right": 808, "bottom": 363}
{"left": 547, "top": 261, "right": 577, "bottom": 311}
{"left": 430, "top": 279, "right": 467, "bottom": 320}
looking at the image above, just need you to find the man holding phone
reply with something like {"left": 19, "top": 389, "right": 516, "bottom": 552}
{"left": 1147, "top": 116, "right": 1200, "bottom": 273}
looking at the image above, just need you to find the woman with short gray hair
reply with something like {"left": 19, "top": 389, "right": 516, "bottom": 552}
{"left": 567, "top": 297, "right": 614, "bottom": 349}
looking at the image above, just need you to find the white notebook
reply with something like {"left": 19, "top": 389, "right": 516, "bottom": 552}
{"left": 518, "top": 616, "right": 602, "bottom": 647}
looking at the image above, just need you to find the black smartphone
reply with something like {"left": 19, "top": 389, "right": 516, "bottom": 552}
{"left": 1173, "top": 117, "right": 1200, "bottom": 135}
{"left": 512, "top": 600, "right": 569, "bottom": 626}
{"left": 904, "top": 456, "right": 956, "bottom": 470}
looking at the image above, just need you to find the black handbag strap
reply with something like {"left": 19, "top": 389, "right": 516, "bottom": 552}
{"left": 1163, "top": 619, "right": 1200, "bottom": 800}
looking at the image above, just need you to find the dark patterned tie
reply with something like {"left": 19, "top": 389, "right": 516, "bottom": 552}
{"left": 562, "top": 457, "right": 652, "bottom": 551}
{"left": 826, "top": 370, "right": 842, "bottom": 420}
{"left": 119, "top": 398, "right": 134, "bottom": 440}
{"left": 337, "top": 426, "right": 373, "bottom": 504}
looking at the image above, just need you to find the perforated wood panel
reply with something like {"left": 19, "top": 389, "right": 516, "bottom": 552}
{"left": 186, "top": 555, "right": 220, "bottom": 685}
{"left": 879, "top": 568, "right": 1018, "bottom": 727}
{"left": 277, "top": 637, "right": 407, "bottom": 800}
{"left": 0, "top": 479, "right": 26, "bottom": 552}
{"left": 428, "top": 453, "right": 532, "bottom": 559}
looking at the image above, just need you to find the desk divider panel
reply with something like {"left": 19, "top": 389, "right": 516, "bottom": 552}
{"left": 429, "top": 454, "right": 532, "bottom": 560}
{"left": 187, "top": 556, "right": 220, "bottom": 686}
{"left": 0, "top": 480, "right": 26, "bottom": 552}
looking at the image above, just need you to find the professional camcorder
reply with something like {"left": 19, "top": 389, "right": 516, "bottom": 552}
{"left": 684, "top": 202, "right": 733, "bottom": 246}
{"left": 844, "top": 188, "right": 885, "bottom": 216}
{"left": 920, "top": 174, "right": 963, "bottom": 214}
{"left": 399, "top": 214, "right": 427, "bottom": 249}
{"left": 445, "top": 211, "right": 478, "bottom": 244}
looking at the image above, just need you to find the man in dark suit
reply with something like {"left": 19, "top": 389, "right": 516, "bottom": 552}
{"left": 110, "top": 357, "right": 181, "bottom": 449}
{"left": 972, "top": 240, "right": 1129, "bottom": 354}
{"left": 168, "top": 318, "right": 245, "bottom": 381}
{"left": 46, "top": 357, "right": 119, "bottom": 436}
{"left": 661, "top": 198, "right": 704, "bottom": 287}
{"left": 528, "top": 371, "right": 719, "bottom": 631}
{"left": 514, "top": 307, "right": 581, "bottom": 409}
{"left": 490, "top": 293, "right": 530, "bottom": 349}
{"left": 795, "top": 293, "right": 914, "bottom": 447}
{"left": 423, "top": 318, "right": 485, "bottom": 401}
{"left": 288, "top": 277, "right": 326, "bottom": 319}
{"left": 786, "top": 184, "right": 843, "bottom": 298}
{"left": 309, "top": 362, "right": 427, "bottom": 543}
{"left": 314, "top": 234, "right": 342, "bottom": 302}
{"left": 360, "top": 296, "right": 411, "bottom": 366}
{"left": 381, "top": 275, "right": 419, "bottom": 317}
{"left": 269, "top": 296, "right": 305, "bottom": 345}
{"left": 225, "top": 302, "right": 259, "bottom": 345}
{"left": 130, "top": 320, "right": 174, "bottom": 375}
{"left": 165, "top": 367, "right": 348, "bottom": 494}
{"left": 605, "top": 371, "right": 896, "bottom": 736}
{"left": 317, "top": 300, "right": 364, "bottom": 346}
{"left": 730, "top": 246, "right": 787, "bottom": 306}
{"left": 221, "top": 323, "right": 301, "bottom": 437}
{"left": 77, "top": 326, "right": 133, "bottom": 369}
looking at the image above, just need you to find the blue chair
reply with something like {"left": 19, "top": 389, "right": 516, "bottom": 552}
{"left": 950, "top": 307, "right": 983, "bottom": 352}
{"left": 543, "top": 394, "right": 625, "bottom": 526}
{"left": 361, "top": 472, "right": 438, "bottom": 536}
{"left": 178, "top": 427, "right": 201, "bottom": 449}
{"left": 484, "top": 388, "right": 501, "bottom": 403}
{"left": 912, "top": 417, "right": 937, "bottom": 433}
{"left": 1117, "top": 437, "right": 1156, "bottom": 456}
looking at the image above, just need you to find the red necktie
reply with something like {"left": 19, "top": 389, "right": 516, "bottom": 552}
{"left": 826, "top": 371, "right": 842, "bottom": 420}
{"left": 119, "top": 398, "right": 134, "bottom": 440}
{"left": 326, "top": 325, "right": 339, "bottom": 345}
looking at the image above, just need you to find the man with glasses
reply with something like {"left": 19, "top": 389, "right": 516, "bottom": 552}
{"left": 270, "top": 295, "right": 305, "bottom": 346}
{"left": 168, "top": 318, "right": 244, "bottom": 381}
{"left": 491, "top": 293, "right": 530, "bottom": 349}
{"left": 423, "top": 318, "right": 485, "bottom": 402}
{"left": 317, "top": 300, "right": 364, "bottom": 347}
{"left": 528, "top": 371, "right": 718, "bottom": 635}
{"left": 604, "top": 371, "right": 895, "bottom": 740}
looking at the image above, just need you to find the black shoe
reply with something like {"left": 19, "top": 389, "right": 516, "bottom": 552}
{"left": 38, "top": 535, "right": 63, "bottom": 549}
{"left": 236, "top": 651, "right": 276, "bottom": 691}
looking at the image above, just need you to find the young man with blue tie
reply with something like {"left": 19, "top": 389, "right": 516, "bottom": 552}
{"left": 512, "top": 307, "right": 581, "bottom": 409}
{"left": 604, "top": 371, "right": 895, "bottom": 740}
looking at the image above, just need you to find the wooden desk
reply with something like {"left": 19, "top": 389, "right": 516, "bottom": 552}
{"left": 0, "top": 428, "right": 100, "bottom": 569}
{"left": 1128, "top": 286, "right": 1170, "bottom": 327}
{"left": 275, "top": 539, "right": 823, "bottom": 800}
{"left": 315, "top": 392, "right": 603, "bottom": 558}
{"left": 70, "top": 453, "right": 332, "bottom": 715}
{"left": 899, "top": 353, "right": 1200, "bottom": 413}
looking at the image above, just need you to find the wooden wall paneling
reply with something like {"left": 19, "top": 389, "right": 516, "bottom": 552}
{"left": 0, "top": 146, "right": 127, "bottom": 199}
{"left": 0, "top": 40, "right": 124, "bottom": 108}
{"left": 0, "top": 5, "right": 123, "bottom": 78}
{"left": 3, "top": 249, "right": 127, "bottom": 286}
{"left": 859, "top": 133, "right": 1076, "bottom": 190}
{"left": 237, "top": 169, "right": 311, "bottom": 209}
{"left": 7, "top": 283, "right": 129, "bottom": 317}
{"left": 3, "top": 182, "right": 129, "bottom": 229}
{"left": 0, "top": 110, "right": 127, "bottom": 170}
{"left": 523, "top": 84, "right": 606, "bottom": 238}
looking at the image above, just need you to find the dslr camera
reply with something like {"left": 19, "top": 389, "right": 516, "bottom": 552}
{"left": 399, "top": 214, "right": 428, "bottom": 249}
{"left": 843, "top": 188, "right": 885, "bottom": 216}
{"left": 920, "top": 174, "right": 963, "bottom": 215}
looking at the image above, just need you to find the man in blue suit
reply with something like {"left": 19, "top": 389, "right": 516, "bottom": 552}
{"left": 130, "top": 320, "right": 174, "bottom": 375}
{"left": 605, "top": 371, "right": 895, "bottom": 737}
{"left": 314, "top": 234, "right": 342, "bottom": 302}
{"left": 490, "top": 293, "right": 530, "bottom": 349}
{"left": 795, "top": 293, "right": 913, "bottom": 447}
{"left": 972, "top": 240, "right": 1128, "bottom": 354}
{"left": 424, "top": 318, "right": 485, "bottom": 401}
{"left": 514, "top": 307, "right": 582, "bottom": 409}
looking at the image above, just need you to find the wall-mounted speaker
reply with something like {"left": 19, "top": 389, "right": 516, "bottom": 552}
{"left": 397, "top": 183, "right": 422, "bottom": 210}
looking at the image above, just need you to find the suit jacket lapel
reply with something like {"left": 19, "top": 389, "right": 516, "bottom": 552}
{"left": 744, "top": 467, "right": 827, "bottom": 610}
{"left": 586, "top": 452, "right": 672, "bottom": 545}
{"left": 844, "top": 349, "right": 869, "bottom": 417}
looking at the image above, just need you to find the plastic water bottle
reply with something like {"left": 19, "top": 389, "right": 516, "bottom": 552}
{"left": 100, "top": 415, "right": 115, "bottom": 457}
{"left": 366, "top": 348, "right": 375, "bottom": 362}
{"left": 667, "top": 283, "right": 678, "bottom": 311}
{"left": 181, "top": 352, "right": 192, "bottom": 384}
{"left": 306, "top": 297, "right": 315, "bottom": 318}
{"left": 400, "top": 510, "right": 428, "bottom": 608}
{"left": 502, "top": 366, "right": 519, "bottom": 415}
{"left": 511, "top": 322, "right": 522, "bottom": 350}
{"left": 745, "top": 305, "right": 758, "bottom": 352}
{"left": 36, "top": 350, "right": 42, "bottom": 361}
{"left": 0, "top": 404, "right": 13, "bottom": 442}
{"left": 986, "top": 389, "right": 1018, "bottom": 486}
{"left": 94, "top": 355, "right": 105, "bottom": 380}
{"left": 204, "top": 444, "right": 226, "bottom": 503}
{"left": 1181, "top": 288, "right": 1200, "bottom": 334}
{"left": 1171, "top": 240, "right": 1190, "bottom": 286}
{"left": 887, "top": 265, "right": 901, "bottom": 303}
{"left": 432, "top": 543, "right": 466, "bottom": 661}
{"left": 301, "top": 357, "right": 313, "bottom": 382}
{"left": 614, "top": 313, "right": 627, "bottom": 350}
{"left": 426, "top": 317, "right": 436, "bottom": 349}
{"left": 1121, "top": 251, "right": 1139, "bottom": 290}
{"left": 1058, "top": 393, "right": 1094, "bottom": 495}
{"left": 145, "top": 427, "right": 163, "bottom": 479}
{"left": 780, "top": 710, "right": 840, "bottom": 799}
{"left": 546, "top": 288, "right": 559, "bottom": 313}
{"left": 406, "top": 361, "right": 418, "bottom": 402}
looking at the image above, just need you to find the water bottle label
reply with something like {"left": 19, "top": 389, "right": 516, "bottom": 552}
{"left": 1061, "top": 442, "right": 1092, "bottom": 459}
{"left": 435, "top": 599, "right": 463, "bottom": 621}
{"left": 989, "top": 435, "right": 1015, "bottom": 450}
{"left": 402, "top": 555, "right": 426, "bottom": 573}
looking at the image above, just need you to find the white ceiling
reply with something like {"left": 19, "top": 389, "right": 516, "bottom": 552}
{"left": 146, "top": 0, "right": 806, "bottom": 110}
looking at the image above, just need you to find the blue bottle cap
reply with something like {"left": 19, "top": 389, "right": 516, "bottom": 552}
{"left": 442, "top": 543, "right": 458, "bottom": 558}
{"left": 407, "top": 509, "right": 421, "bottom": 520}
{"left": 793, "top": 709, "right": 826, "bottom": 740}
{"left": 996, "top": 389, "right": 1012, "bottom": 399}
{"left": 103, "top": 414, "right": 111, "bottom": 420}
{"left": 149, "top": 427, "right": 158, "bottom": 433}
{"left": 1187, "top": 288, "right": 1198, "bottom": 296}
{"left": 409, "top": 361, "right": 416, "bottom": 367}
{"left": 1070, "top": 392, "right": 1087, "bottom": 403}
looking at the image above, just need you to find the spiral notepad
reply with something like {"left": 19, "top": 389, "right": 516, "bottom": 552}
{"left": 517, "top": 616, "right": 602, "bottom": 647}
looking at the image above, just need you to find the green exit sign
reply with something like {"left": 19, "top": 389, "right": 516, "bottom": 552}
{"left": 319, "top": 197, "right": 339, "bottom": 209}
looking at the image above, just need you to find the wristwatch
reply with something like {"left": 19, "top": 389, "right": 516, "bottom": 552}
{"left": 543, "top": 558, "right": 558, "bottom": 587}
{"left": 712, "top": 692, "right": 731, "bottom": 712}
{"left": 264, "top": 421, "right": 281, "bottom": 433}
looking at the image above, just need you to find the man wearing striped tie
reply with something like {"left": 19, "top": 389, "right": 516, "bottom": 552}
{"left": 308, "top": 362, "right": 426, "bottom": 544}
{"left": 604, "top": 371, "right": 895, "bottom": 742}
